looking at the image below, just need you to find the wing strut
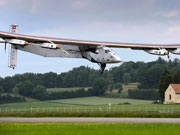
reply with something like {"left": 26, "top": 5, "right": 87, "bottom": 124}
{"left": 48, "top": 40, "right": 69, "bottom": 55}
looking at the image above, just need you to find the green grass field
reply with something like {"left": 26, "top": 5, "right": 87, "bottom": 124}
{"left": 122, "top": 82, "right": 139, "bottom": 92}
{"left": 0, "top": 123, "right": 180, "bottom": 135}
{"left": 0, "top": 104, "right": 179, "bottom": 113}
{"left": 0, "top": 97, "right": 153, "bottom": 106}
{"left": 0, "top": 97, "right": 180, "bottom": 113}
{"left": 52, "top": 96, "right": 153, "bottom": 105}
{"left": 0, "top": 97, "right": 154, "bottom": 113}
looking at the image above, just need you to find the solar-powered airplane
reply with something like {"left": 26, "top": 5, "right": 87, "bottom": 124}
{"left": 0, "top": 25, "right": 180, "bottom": 73}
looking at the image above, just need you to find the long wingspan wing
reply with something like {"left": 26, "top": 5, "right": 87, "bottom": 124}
{"left": 0, "top": 31, "right": 180, "bottom": 49}
{"left": 0, "top": 40, "right": 5, "bottom": 43}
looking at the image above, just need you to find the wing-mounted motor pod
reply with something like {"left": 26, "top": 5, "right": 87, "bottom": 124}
{"left": 144, "top": 49, "right": 169, "bottom": 56}
{"left": 167, "top": 49, "right": 180, "bottom": 55}
{"left": 5, "top": 39, "right": 29, "bottom": 46}
{"left": 40, "top": 40, "right": 69, "bottom": 55}
{"left": 40, "top": 42, "right": 60, "bottom": 49}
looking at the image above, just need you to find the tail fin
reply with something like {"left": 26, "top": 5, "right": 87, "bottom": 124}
{"left": 8, "top": 24, "right": 18, "bottom": 69}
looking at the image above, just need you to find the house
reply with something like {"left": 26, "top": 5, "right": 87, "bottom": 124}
{"left": 165, "top": 84, "right": 180, "bottom": 104}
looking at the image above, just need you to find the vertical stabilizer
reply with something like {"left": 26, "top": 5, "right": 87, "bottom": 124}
{"left": 8, "top": 24, "right": 18, "bottom": 69}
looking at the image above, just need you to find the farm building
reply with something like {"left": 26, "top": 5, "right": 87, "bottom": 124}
{"left": 165, "top": 84, "right": 180, "bottom": 104}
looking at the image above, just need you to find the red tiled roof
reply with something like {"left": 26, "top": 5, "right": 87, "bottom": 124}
{"left": 170, "top": 84, "right": 180, "bottom": 94}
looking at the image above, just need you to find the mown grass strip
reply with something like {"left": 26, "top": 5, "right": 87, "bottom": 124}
{"left": 0, "top": 123, "right": 180, "bottom": 135}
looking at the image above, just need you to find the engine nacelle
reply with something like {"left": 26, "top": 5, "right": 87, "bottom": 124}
{"left": 40, "top": 43, "right": 60, "bottom": 49}
{"left": 5, "top": 39, "right": 29, "bottom": 46}
{"left": 144, "top": 49, "right": 168, "bottom": 56}
{"left": 168, "top": 49, "right": 180, "bottom": 55}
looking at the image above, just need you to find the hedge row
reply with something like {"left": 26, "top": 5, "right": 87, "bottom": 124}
{"left": 0, "top": 112, "right": 180, "bottom": 118}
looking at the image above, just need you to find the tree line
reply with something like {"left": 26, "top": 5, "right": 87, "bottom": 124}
{"left": 1, "top": 57, "right": 180, "bottom": 103}
{"left": 0, "top": 77, "right": 108, "bottom": 101}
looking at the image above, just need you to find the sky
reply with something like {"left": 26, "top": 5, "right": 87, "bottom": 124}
{"left": 1, "top": 0, "right": 180, "bottom": 77}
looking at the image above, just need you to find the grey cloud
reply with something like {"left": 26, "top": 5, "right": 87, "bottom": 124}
{"left": 1, "top": 0, "right": 180, "bottom": 22}
{"left": 1, "top": 0, "right": 180, "bottom": 43}
{"left": 159, "top": 10, "right": 180, "bottom": 17}
{"left": 1, "top": 0, "right": 180, "bottom": 77}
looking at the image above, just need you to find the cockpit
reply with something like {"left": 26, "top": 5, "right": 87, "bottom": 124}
{"left": 105, "top": 49, "right": 111, "bottom": 53}
{"left": 103, "top": 47, "right": 121, "bottom": 63}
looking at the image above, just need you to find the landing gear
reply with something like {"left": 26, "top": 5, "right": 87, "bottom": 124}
{"left": 167, "top": 51, "right": 170, "bottom": 59}
{"left": 99, "top": 63, "right": 106, "bottom": 74}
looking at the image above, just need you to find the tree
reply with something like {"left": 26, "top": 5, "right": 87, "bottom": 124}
{"left": 0, "top": 77, "right": 3, "bottom": 82}
{"left": 0, "top": 77, "right": 17, "bottom": 93}
{"left": 107, "top": 73, "right": 114, "bottom": 91}
{"left": 56, "top": 75, "right": 63, "bottom": 88}
{"left": 123, "top": 73, "right": 130, "bottom": 85}
{"left": 115, "top": 83, "right": 123, "bottom": 94}
{"left": 139, "top": 64, "right": 166, "bottom": 89}
{"left": 16, "top": 80, "right": 34, "bottom": 96}
{"left": 173, "top": 73, "right": 180, "bottom": 84}
{"left": 91, "top": 78, "right": 108, "bottom": 96}
{"left": 33, "top": 85, "right": 48, "bottom": 100}
{"left": 159, "top": 69, "right": 173, "bottom": 100}
{"left": 41, "top": 72, "right": 58, "bottom": 88}
{"left": 0, "top": 86, "right": 4, "bottom": 94}
{"left": 12, "top": 86, "right": 19, "bottom": 95}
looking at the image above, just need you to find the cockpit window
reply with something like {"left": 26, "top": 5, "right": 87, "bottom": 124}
{"left": 105, "top": 50, "right": 110, "bottom": 53}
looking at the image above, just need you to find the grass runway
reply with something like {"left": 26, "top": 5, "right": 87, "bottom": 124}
{"left": 1, "top": 123, "right": 180, "bottom": 135}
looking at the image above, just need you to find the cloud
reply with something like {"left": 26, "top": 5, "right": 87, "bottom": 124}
{"left": 0, "top": 0, "right": 174, "bottom": 22}
{"left": 0, "top": 0, "right": 7, "bottom": 6}
{"left": 26, "top": 20, "right": 180, "bottom": 45}
{"left": 71, "top": 0, "right": 90, "bottom": 10}
{"left": 160, "top": 10, "right": 180, "bottom": 17}
{"left": 168, "top": 26, "right": 180, "bottom": 32}
{"left": 1, "top": 0, "right": 180, "bottom": 77}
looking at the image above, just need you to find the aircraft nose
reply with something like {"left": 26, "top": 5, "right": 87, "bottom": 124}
{"left": 115, "top": 56, "right": 121, "bottom": 63}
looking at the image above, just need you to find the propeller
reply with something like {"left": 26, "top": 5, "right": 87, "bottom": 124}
{"left": 48, "top": 40, "right": 69, "bottom": 55}
{"left": 166, "top": 50, "right": 175, "bottom": 60}
{"left": 167, "top": 51, "right": 170, "bottom": 59}
{"left": 4, "top": 42, "right": 7, "bottom": 52}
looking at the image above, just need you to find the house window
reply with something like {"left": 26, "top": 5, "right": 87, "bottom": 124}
{"left": 169, "top": 94, "right": 171, "bottom": 100}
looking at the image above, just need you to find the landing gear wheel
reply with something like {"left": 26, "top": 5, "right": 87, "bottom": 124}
{"left": 99, "top": 63, "right": 106, "bottom": 74}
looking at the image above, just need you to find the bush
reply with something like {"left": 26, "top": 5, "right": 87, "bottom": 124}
{"left": 0, "top": 94, "right": 25, "bottom": 104}
{"left": 123, "top": 102, "right": 131, "bottom": 105}
{"left": 49, "top": 88, "right": 91, "bottom": 100}
{"left": 1, "top": 112, "right": 180, "bottom": 118}
{"left": 128, "top": 89, "right": 160, "bottom": 100}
